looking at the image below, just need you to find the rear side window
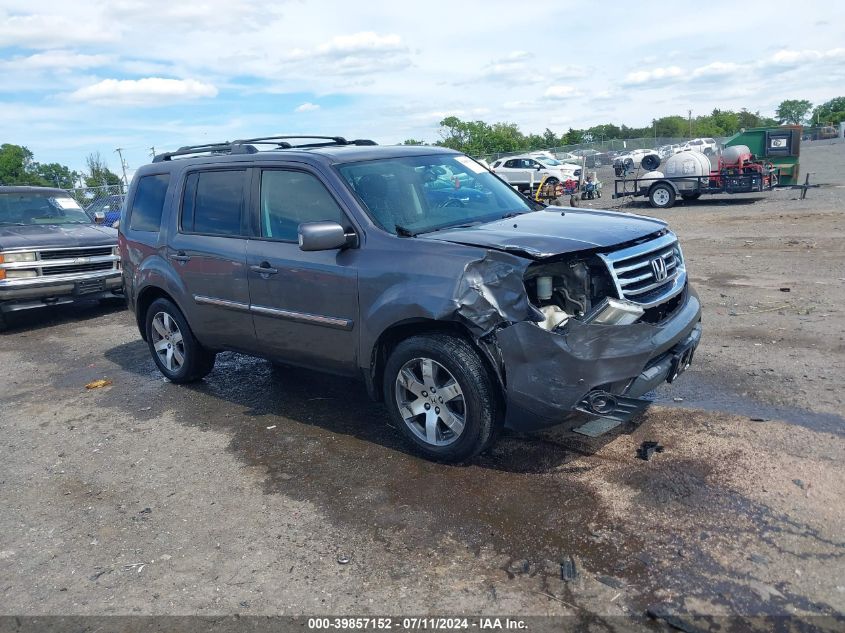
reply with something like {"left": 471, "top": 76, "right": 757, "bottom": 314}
{"left": 181, "top": 170, "right": 245, "bottom": 236}
{"left": 128, "top": 174, "right": 170, "bottom": 232}
{"left": 259, "top": 170, "right": 345, "bottom": 241}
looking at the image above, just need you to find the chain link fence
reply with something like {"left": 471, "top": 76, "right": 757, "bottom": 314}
{"left": 65, "top": 184, "right": 126, "bottom": 226}
{"left": 481, "top": 136, "right": 731, "bottom": 163}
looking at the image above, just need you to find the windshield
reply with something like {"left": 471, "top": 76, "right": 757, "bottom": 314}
{"left": 0, "top": 193, "right": 92, "bottom": 226}
{"left": 337, "top": 154, "right": 535, "bottom": 235}
{"left": 536, "top": 157, "right": 562, "bottom": 166}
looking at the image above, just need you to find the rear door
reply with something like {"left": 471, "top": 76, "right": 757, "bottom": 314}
{"left": 167, "top": 167, "right": 255, "bottom": 351}
{"left": 245, "top": 166, "right": 359, "bottom": 374}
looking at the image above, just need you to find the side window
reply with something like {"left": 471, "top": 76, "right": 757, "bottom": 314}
{"left": 181, "top": 170, "right": 245, "bottom": 236}
{"left": 128, "top": 174, "right": 170, "bottom": 232}
{"left": 260, "top": 170, "right": 345, "bottom": 242}
{"left": 504, "top": 159, "right": 517, "bottom": 168}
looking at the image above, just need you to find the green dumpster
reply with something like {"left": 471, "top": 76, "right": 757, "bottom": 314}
{"left": 724, "top": 125, "right": 802, "bottom": 186}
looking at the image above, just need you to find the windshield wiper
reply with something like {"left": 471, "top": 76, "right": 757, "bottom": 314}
{"left": 395, "top": 224, "right": 416, "bottom": 237}
{"left": 501, "top": 211, "right": 528, "bottom": 219}
{"left": 0, "top": 222, "right": 28, "bottom": 226}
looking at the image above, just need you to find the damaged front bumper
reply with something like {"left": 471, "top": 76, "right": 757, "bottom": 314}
{"left": 496, "top": 287, "right": 702, "bottom": 432}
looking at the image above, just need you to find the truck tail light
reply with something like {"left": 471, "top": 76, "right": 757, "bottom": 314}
{"left": 0, "top": 254, "right": 5, "bottom": 280}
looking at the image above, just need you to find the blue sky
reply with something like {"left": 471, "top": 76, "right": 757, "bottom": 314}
{"left": 2, "top": 0, "right": 844, "bottom": 179}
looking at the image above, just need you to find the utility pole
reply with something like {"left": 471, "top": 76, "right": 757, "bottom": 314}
{"left": 688, "top": 110, "right": 693, "bottom": 138}
{"left": 114, "top": 148, "right": 129, "bottom": 189}
{"left": 149, "top": 146, "right": 157, "bottom": 160}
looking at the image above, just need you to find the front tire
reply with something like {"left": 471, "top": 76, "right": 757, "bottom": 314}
{"left": 383, "top": 334, "right": 499, "bottom": 462}
{"left": 145, "top": 298, "right": 216, "bottom": 383}
{"left": 681, "top": 192, "right": 701, "bottom": 201}
{"left": 649, "top": 183, "right": 676, "bottom": 209}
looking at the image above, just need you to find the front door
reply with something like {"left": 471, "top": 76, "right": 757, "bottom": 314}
{"left": 246, "top": 167, "right": 359, "bottom": 374}
{"left": 167, "top": 167, "right": 255, "bottom": 351}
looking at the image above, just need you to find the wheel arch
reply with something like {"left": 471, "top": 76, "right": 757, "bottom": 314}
{"left": 135, "top": 285, "right": 185, "bottom": 341}
{"left": 366, "top": 318, "right": 505, "bottom": 405}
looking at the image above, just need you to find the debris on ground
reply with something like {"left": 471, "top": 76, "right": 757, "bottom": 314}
{"left": 506, "top": 559, "right": 530, "bottom": 576}
{"left": 85, "top": 379, "right": 112, "bottom": 390}
{"left": 337, "top": 554, "right": 351, "bottom": 565}
{"left": 266, "top": 425, "right": 277, "bottom": 430}
{"left": 560, "top": 555, "right": 578, "bottom": 582}
{"left": 779, "top": 287, "right": 791, "bottom": 292}
{"left": 646, "top": 603, "right": 706, "bottom": 633}
{"left": 598, "top": 575, "right": 625, "bottom": 590}
{"left": 636, "top": 441, "right": 664, "bottom": 461}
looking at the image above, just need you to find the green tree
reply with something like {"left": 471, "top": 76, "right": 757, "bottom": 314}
{"left": 812, "top": 97, "right": 845, "bottom": 124}
{"left": 0, "top": 144, "right": 47, "bottom": 185}
{"left": 35, "top": 162, "right": 79, "bottom": 189}
{"left": 401, "top": 139, "right": 426, "bottom": 145}
{"left": 84, "top": 152, "right": 121, "bottom": 188}
{"left": 775, "top": 99, "right": 812, "bottom": 125}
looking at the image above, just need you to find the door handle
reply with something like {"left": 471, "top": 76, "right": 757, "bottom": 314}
{"left": 250, "top": 262, "right": 279, "bottom": 275}
{"left": 170, "top": 251, "right": 191, "bottom": 263}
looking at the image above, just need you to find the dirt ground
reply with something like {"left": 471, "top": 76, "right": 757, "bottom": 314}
{"left": 1, "top": 142, "right": 843, "bottom": 630}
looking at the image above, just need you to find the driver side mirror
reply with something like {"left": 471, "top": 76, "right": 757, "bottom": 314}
{"left": 298, "top": 221, "right": 353, "bottom": 251}
{"left": 93, "top": 211, "right": 105, "bottom": 224}
{"left": 535, "top": 164, "right": 543, "bottom": 171}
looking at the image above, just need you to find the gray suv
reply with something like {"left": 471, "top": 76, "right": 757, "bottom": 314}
{"left": 120, "top": 136, "right": 701, "bottom": 462}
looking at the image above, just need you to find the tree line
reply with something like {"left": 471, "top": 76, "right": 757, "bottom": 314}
{"left": 0, "top": 144, "right": 122, "bottom": 189}
{"left": 407, "top": 97, "right": 845, "bottom": 155}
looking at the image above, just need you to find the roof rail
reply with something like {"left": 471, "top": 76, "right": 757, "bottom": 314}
{"left": 152, "top": 143, "right": 258, "bottom": 162}
{"left": 151, "top": 135, "right": 378, "bottom": 162}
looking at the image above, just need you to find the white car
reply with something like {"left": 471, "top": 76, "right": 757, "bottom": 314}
{"left": 658, "top": 144, "right": 683, "bottom": 158}
{"left": 680, "top": 138, "right": 718, "bottom": 154}
{"left": 491, "top": 154, "right": 581, "bottom": 190}
{"left": 614, "top": 148, "right": 658, "bottom": 167}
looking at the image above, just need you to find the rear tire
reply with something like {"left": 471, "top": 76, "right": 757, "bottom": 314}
{"left": 0, "top": 311, "right": 6, "bottom": 332}
{"left": 145, "top": 298, "right": 216, "bottom": 383}
{"left": 649, "top": 183, "right": 676, "bottom": 209}
{"left": 383, "top": 333, "right": 499, "bottom": 462}
{"left": 681, "top": 192, "right": 701, "bottom": 201}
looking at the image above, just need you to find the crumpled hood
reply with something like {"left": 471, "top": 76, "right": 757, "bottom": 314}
{"left": 421, "top": 207, "right": 667, "bottom": 259}
{"left": 0, "top": 223, "right": 118, "bottom": 251}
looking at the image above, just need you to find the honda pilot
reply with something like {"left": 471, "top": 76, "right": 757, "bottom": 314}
{"left": 120, "top": 136, "right": 701, "bottom": 462}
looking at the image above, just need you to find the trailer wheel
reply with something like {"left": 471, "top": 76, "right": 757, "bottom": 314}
{"left": 681, "top": 192, "right": 701, "bottom": 201}
{"left": 649, "top": 183, "right": 676, "bottom": 209}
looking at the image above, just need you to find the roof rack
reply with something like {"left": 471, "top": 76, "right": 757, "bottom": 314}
{"left": 152, "top": 135, "right": 377, "bottom": 162}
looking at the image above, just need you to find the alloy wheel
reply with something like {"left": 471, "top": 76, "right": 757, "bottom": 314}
{"left": 394, "top": 357, "right": 466, "bottom": 447}
{"left": 151, "top": 311, "right": 185, "bottom": 373}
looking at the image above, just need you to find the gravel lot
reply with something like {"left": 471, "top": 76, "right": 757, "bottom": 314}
{"left": 1, "top": 142, "right": 843, "bottom": 630}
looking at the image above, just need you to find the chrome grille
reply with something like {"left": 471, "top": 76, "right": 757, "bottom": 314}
{"left": 600, "top": 233, "right": 686, "bottom": 308}
{"left": 42, "top": 261, "right": 114, "bottom": 276}
{"left": 39, "top": 247, "right": 112, "bottom": 260}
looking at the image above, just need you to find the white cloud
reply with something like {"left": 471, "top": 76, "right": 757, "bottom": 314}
{"left": 294, "top": 102, "right": 320, "bottom": 113}
{"left": 623, "top": 66, "right": 684, "bottom": 86}
{"left": 277, "top": 31, "right": 412, "bottom": 76}
{"left": 543, "top": 85, "right": 581, "bottom": 99}
{"left": 68, "top": 77, "right": 218, "bottom": 105}
{"left": 764, "top": 47, "right": 845, "bottom": 67}
{"left": 0, "top": 11, "right": 118, "bottom": 48}
{"left": 691, "top": 61, "right": 741, "bottom": 78}
{"left": 0, "top": 49, "right": 111, "bottom": 70}
{"left": 316, "top": 31, "right": 404, "bottom": 55}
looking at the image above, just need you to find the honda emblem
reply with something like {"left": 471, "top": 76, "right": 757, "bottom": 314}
{"left": 651, "top": 256, "right": 668, "bottom": 281}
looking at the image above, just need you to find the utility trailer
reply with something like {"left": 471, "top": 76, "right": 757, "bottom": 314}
{"left": 612, "top": 169, "right": 778, "bottom": 209}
